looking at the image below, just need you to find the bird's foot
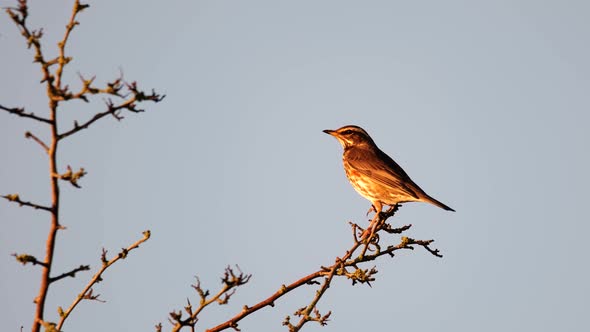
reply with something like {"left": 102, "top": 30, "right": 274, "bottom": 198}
{"left": 360, "top": 214, "right": 380, "bottom": 242}
{"left": 365, "top": 205, "right": 377, "bottom": 217}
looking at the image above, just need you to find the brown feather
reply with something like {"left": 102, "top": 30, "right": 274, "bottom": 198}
{"left": 344, "top": 146, "right": 420, "bottom": 200}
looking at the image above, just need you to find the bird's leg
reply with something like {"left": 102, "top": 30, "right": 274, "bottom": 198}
{"left": 369, "top": 201, "right": 383, "bottom": 228}
{"left": 366, "top": 216, "right": 380, "bottom": 240}
{"left": 366, "top": 204, "right": 377, "bottom": 217}
{"left": 358, "top": 203, "right": 384, "bottom": 258}
{"left": 361, "top": 202, "right": 383, "bottom": 241}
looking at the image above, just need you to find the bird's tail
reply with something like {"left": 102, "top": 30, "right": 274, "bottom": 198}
{"left": 423, "top": 194, "right": 455, "bottom": 212}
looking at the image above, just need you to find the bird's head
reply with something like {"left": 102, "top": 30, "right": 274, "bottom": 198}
{"left": 323, "top": 125, "right": 376, "bottom": 149}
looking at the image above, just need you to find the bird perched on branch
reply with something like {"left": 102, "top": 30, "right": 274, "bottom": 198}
{"left": 323, "top": 125, "right": 454, "bottom": 220}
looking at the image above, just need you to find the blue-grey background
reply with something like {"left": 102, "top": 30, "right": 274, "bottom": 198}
{"left": 1, "top": 1, "right": 589, "bottom": 331}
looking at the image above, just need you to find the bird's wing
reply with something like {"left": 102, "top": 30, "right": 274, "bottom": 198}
{"left": 346, "top": 148, "right": 420, "bottom": 199}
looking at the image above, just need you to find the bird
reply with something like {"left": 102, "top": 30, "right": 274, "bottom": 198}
{"left": 323, "top": 125, "right": 455, "bottom": 218}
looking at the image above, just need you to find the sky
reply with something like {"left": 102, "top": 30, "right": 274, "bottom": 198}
{"left": 1, "top": 0, "right": 589, "bottom": 331}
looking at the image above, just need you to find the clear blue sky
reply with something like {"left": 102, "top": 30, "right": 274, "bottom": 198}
{"left": 1, "top": 1, "right": 589, "bottom": 331}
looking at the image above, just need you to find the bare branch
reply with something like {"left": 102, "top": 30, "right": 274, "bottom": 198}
{"left": 204, "top": 270, "right": 325, "bottom": 332}
{"left": 58, "top": 81, "right": 165, "bottom": 140}
{"left": 203, "top": 204, "right": 443, "bottom": 332}
{"left": 287, "top": 265, "right": 338, "bottom": 331}
{"left": 2, "top": 193, "right": 52, "bottom": 212}
{"left": 59, "top": 73, "right": 112, "bottom": 102}
{"left": 168, "top": 266, "right": 252, "bottom": 332}
{"left": 81, "top": 288, "right": 105, "bottom": 303}
{"left": 5, "top": 1, "right": 56, "bottom": 88}
{"left": 12, "top": 253, "right": 49, "bottom": 268}
{"left": 25, "top": 131, "right": 50, "bottom": 153}
{"left": 54, "top": 0, "right": 89, "bottom": 90}
{"left": 49, "top": 264, "right": 91, "bottom": 284}
{"left": 404, "top": 238, "right": 443, "bottom": 258}
{"left": 0, "top": 104, "right": 52, "bottom": 124}
{"left": 4, "top": 2, "right": 163, "bottom": 332}
{"left": 56, "top": 230, "right": 151, "bottom": 331}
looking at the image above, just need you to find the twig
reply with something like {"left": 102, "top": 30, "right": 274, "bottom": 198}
{"left": 2, "top": 194, "right": 52, "bottom": 212}
{"left": 284, "top": 225, "right": 371, "bottom": 331}
{"left": 59, "top": 73, "right": 120, "bottom": 102}
{"left": 53, "top": 165, "right": 87, "bottom": 188}
{"left": 204, "top": 270, "right": 326, "bottom": 332}
{"left": 25, "top": 131, "right": 49, "bottom": 153}
{"left": 49, "top": 264, "right": 91, "bottom": 283}
{"left": 6, "top": 4, "right": 63, "bottom": 329}
{"left": 53, "top": 0, "right": 88, "bottom": 90}
{"left": 405, "top": 238, "right": 443, "bottom": 258}
{"left": 169, "top": 267, "right": 251, "bottom": 332}
{"left": 12, "top": 253, "right": 49, "bottom": 268}
{"left": 288, "top": 265, "right": 338, "bottom": 331}
{"left": 58, "top": 83, "right": 164, "bottom": 140}
{"left": 0, "top": 104, "right": 52, "bottom": 124}
{"left": 6, "top": 0, "right": 55, "bottom": 89}
{"left": 56, "top": 230, "right": 151, "bottom": 331}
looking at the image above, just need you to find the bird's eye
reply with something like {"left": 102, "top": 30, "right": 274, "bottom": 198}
{"left": 342, "top": 130, "right": 353, "bottom": 135}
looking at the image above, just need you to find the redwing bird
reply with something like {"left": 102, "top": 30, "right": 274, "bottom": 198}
{"left": 324, "top": 125, "right": 454, "bottom": 216}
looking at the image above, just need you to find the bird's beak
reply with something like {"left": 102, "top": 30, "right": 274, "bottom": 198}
{"left": 323, "top": 129, "right": 337, "bottom": 136}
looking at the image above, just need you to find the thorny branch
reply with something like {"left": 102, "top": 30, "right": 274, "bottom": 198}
{"left": 163, "top": 204, "right": 443, "bottom": 332}
{"left": 56, "top": 231, "right": 151, "bottom": 331}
